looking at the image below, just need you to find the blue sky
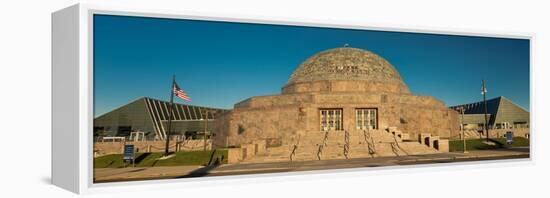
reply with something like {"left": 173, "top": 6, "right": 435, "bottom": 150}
{"left": 93, "top": 14, "right": 530, "bottom": 117}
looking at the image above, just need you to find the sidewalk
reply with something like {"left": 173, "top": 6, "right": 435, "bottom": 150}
{"left": 94, "top": 165, "right": 203, "bottom": 182}
{"left": 94, "top": 147, "right": 529, "bottom": 183}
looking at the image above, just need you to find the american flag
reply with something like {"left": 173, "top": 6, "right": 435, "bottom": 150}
{"left": 173, "top": 82, "right": 191, "bottom": 101}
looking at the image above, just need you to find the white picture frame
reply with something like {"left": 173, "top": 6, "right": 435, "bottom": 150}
{"left": 52, "top": 3, "right": 534, "bottom": 194}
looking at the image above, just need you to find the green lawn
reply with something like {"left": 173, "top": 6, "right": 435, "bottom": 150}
{"left": 449, "top": 137, "right": 530, "bottom": 152}
{"left": 94, "top": 149, "right": 228, "bottom": 168}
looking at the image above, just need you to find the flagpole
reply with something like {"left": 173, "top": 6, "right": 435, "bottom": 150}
{"left": 164, "top": 75, "right": 176, "bottom": 156}
{"left": 482, "top": 79, "right": 489, "bottom": 142}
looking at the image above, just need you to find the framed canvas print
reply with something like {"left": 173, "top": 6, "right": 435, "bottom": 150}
{"left": 52, "top": 3, "right": 533, "bottom": 194}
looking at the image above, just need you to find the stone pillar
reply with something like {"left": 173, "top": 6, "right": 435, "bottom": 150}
{"left": 438, "top": 139, "right": 449, "bottom": 152}
{"left": 252, "top": 140, "right": 267, "bottom": 155}
{"left": 344, "top": 107, "right": 355, "bottom": 131}
{"left": 227, "top": 148, "right": 242, "bottom": 164}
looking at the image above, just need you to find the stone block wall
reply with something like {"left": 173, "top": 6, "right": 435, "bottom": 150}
{"left": 282, "top": 80, "right": 410, "bottom": 95}
{"left": 214, "top": 105, "right": 303, "bottom": 147}
{"left": 223, "top": 140, "right": 268, "bottom": 163}
{"left": 227, "top": 148, "right": 242, "bottom": 164}
{"left": 438, "top": 139, "right": 449, "bottom": 152}
{"left": 213, "top": 91, "right": 459, "bottom": 150}
{"left": 93, "top": 139, "right": 211, "bottom": 157}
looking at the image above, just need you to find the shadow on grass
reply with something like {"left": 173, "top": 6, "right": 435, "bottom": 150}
{"left": 471, "top": 139, "right": 504, "bottom": 150}
{"left": 487, "top": 139, "right": 504, "bottom": 147}
{"left": 134, "top": 153, "right": 152, "bottom": 164}
{"left": 206, "top": 149, "right": 217, "bottom": 166}
{"left": 176, "top": 149, "right": 222, "bottom": 178}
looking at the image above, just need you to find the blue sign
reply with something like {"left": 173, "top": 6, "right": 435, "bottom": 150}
{"left": 506, "top": 131, "right": 513, "bottom": 145}
{"left": 123, "top": 144, "right": 135, "bottom": 160}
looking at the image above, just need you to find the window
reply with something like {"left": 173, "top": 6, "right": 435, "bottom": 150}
{"left": 320, "top": 109, "right": 343, "bottom": 131}
{"left": 496, "top": 122, "right": 511, "bottom": 129}
{"left": 513, "top": 121, "right": 528, "bottom": 128}
{"left": 356, "top": 108, "right": 377, "bottom": 130}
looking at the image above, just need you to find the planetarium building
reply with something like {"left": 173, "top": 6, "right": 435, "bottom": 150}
{"left": 213, "top": 47, "right": 460, "bottom": 162}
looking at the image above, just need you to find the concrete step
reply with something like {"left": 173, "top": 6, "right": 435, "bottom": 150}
{"left": 249, "top": 145, "right": 406, "bottom": 163}
{"left": 244, "top": 156, "right": 290, "bottom": 163}
{"left": 245, "top": 128, "right": 416, "bottom": 163}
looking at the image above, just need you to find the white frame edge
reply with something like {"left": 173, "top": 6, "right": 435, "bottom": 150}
{"left": 51, "top": 3, "right": 535, "bottom": 194}
{"left": 52, "top": 4, "right": 91, "bottom": 194}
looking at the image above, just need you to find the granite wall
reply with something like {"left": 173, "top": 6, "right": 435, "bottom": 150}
{"left": 213, "top": 91, "right": 459, "bottom": 149}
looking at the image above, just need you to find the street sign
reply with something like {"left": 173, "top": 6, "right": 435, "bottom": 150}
{"left": 123, "top": 144, "right": 135, "bottom": 167}
{"left": 123, "top": 144, "right": 135, "bottom": 160}
{"left": 506, "top": 131, "right": 513, "bottom": 145}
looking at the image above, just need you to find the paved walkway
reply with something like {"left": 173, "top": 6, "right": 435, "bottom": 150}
{"left": 94, "top": 147, "right": 529, "bottom": 183}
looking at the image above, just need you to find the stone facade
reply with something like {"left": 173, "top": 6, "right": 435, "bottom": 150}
{"left": 287, "top": 47, "right": 404, "bottom": 86}
{"left": 213, "top": 47, "right": 459, "bottom": 163}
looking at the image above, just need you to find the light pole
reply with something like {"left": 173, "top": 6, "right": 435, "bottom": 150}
{"left": 201, "top": 109, "right": 215, "bottom": 151}
{"left": 203, "top": 111, "right": 208, "bottom": 151}
{"left": 457, "top": 107, "right": 468, "bottom": 153}
{"left": 482, "top": 79, "right": 489, "bottom": 142}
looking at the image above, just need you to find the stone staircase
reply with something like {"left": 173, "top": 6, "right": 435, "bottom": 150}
{"left": 243, "top": 127, "right": 440, "bottom": 163}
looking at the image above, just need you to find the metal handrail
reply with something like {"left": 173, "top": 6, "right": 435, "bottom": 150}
{"left": 316, "top": 131, "right": 330, "bottom": 160}
{"left": 289, "top": 135, "right": 300, "bottom": 161}
{"left": 390, "top": 142, "right": 400, "bottom": 156}
{"left": 290, "top": 144, "right": 298, "bottom": 161}
{"left": 363, "top": 129, "right": 376, "bottom": 156}
{"left": 343, "top": 130, "right": 350, "bottom": 159}
{"left": 390, "top": 130, "right": 409, "bottom": 156}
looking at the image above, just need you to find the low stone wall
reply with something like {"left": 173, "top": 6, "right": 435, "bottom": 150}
{"left": 227, "top": 148, "right": 242, "bottom": 164}
{"left": 224, "top": 140, "right": 267, "bottom": 163}
{"left": 93, "top": 139, "right": 212, "bottom": 157}
{"left": 450, "top": 128, "right": 530, "bottom": 140}
{"left": 438, "top": 139, "right": 449, "bottom": 152}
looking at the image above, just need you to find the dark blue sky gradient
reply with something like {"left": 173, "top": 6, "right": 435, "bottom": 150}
{"left": 93, "top": 14, "right": 530, "bottom": 117}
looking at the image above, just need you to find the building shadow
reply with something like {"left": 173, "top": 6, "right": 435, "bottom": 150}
{"left": 176, "top": 164, "right": 221, "bottom": 178}
{"left": 176, "top": 149, "right": 222, "bottom": 178}
{"left": 487, "top": 139, "right": 504, "bottom": 147}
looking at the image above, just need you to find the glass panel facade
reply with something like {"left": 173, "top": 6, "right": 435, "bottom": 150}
{"left": 183, "top": 105, "right": 191, "bottom": 119}
{"left": 356, "top": 108, "right": 377, "bottom": 130}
